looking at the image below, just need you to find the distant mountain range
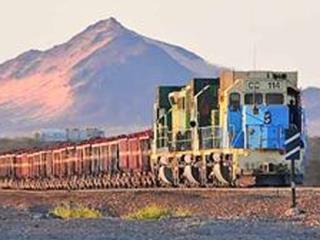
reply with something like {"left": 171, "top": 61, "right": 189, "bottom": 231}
{"left": 0, "top": 17, "right": 318, "bottom": 136}
{"left": 301, "top": 87, "right": 320, "bottom": 136}
{"left": 0, "top": 17, "right": 219, "bottom": 136}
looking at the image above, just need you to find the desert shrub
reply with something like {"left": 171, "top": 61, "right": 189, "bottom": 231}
{"left": 173, "top": 207, "right": 193, "bottom": 218}
{"left": 125, "top": 205, "right": 171, "bottom": 220}
{"left": 125, "top": 205, "right": 192, "bottom": 220}
{"left": 50, "top": 202, "right": 102, "bottom": 219}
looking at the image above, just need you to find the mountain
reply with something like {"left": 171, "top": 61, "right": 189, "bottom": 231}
{"left": 0, "top": 18, "right": 219, "bottom": 136}
{"left": 302, "top": 87, "right": 320, "bottom": 136}
{"left": 0, "top": 17, "right": 318, "bottom": 137}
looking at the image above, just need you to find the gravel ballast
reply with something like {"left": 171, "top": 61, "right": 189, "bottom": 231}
{"left": 0, "top": 188, "right": 319, "bottom": 240}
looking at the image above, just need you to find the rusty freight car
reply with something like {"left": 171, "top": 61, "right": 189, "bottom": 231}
{"left": 0, "top": 130, "right": 154, "bottom": 190}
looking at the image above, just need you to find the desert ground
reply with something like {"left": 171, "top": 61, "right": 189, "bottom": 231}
{"left": 0, "top": 188, "right": 319, "bottom": 240}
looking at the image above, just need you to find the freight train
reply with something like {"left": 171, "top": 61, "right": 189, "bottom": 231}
{"left": 0, "top": 70, "right": 306, "bottom": 190}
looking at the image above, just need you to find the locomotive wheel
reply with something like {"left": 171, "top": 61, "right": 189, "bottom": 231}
{"left": 158, "top": 166, "right": 174, "bottom": 186}
{"left": 0, "top": 168, "right": 259, "bottom": 190}
{"left": 182, "top": 165, "right": 201, "bottom": 187}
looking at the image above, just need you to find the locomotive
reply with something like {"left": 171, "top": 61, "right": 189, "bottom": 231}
{"left": 0, "top": 70, "right": 306, "bottom": 189}
{"left": 152, "top": 70, "right": 305, "bottom": 187}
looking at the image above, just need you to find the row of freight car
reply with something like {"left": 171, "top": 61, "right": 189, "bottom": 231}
{"left": 0, "top": 130, "right": 152, "bottom": 179}
{"left": 0, "top": 172, "right": 157, "bottom": 190}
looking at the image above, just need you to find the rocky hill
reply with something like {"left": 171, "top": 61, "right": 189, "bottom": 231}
{"left": 0, "top": 17, "right": 318, "bottom": 137}
{"left": 302, "top": 87, "right": 320, "bottom": 136}
{"left": 0, "top": 17, "right": 218, "bottom": 136}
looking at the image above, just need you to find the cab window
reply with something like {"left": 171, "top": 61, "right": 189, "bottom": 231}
{"left": 244, "top": 93, "right": 263, "bottom": 105}
{"left": 266, "top": 93, "right": 284, "bottom": 104}
{"left": 229, "top": 92, "right": 240, "bottom": 110}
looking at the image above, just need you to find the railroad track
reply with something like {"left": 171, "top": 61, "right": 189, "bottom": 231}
{"left": 70, "top": 187, "right": 320, "bottom": 192}
{"left": 0, "top": 186, "right": 319, "bottom": 193}
{"left": 0, "top": 171, "right": 317, "bottom": 191}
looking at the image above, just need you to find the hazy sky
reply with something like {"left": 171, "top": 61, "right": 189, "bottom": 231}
{"left": 1, "top": 0, "right": 319, "bottom": 87}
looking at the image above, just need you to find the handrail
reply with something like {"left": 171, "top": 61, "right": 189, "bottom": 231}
{"left": 155, "top": 125, "right": 224, "bottom": 150}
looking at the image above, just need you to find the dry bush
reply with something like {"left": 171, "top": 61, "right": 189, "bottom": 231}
{"left": 50, "top": 202, "right": 102, "bottom": 219}
{"left": 125, "top": 204, "right": 192, "bottom": 220}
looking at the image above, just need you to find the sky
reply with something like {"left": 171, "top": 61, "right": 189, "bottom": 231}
{"left": 1, "top": 0, "right": 319, "bottom": 88}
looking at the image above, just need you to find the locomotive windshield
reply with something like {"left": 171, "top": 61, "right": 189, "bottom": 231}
{"left": 229, "top": 92, "right": 240, "bottom": 110}
{"left": 244, "top": 93, "right": 263, "bottom": 105}
{"left": 266, "top": 93, "right": 284, "bottom": 104}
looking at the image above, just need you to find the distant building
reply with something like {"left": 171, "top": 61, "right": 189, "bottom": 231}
{"left": 35, "top": 128, "right": 105, "bottom": 142}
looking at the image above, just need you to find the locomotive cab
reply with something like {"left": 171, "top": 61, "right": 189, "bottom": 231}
{"left": 221, "top": 71, "right": 305, "bottom": 185}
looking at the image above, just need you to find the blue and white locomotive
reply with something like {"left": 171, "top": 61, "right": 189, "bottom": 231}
{"left": 152, "top": 70, "right": 305, "bottom": 186}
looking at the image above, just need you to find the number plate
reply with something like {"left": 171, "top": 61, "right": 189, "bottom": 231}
{"left": 245, "top": 80, "right": 285, "bottom": 91}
